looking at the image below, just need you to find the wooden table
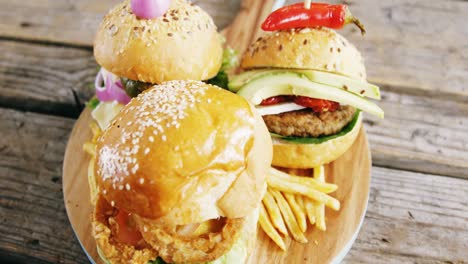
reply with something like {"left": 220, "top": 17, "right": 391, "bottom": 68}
{"left": 0, "top": 0, "right": 467, "bottom": 263}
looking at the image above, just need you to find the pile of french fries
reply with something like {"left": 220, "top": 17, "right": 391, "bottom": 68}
{"left": 83, "top": 122, "right": 102, "bottom": 205}
{"left": 259, "top": 166, "right": 340, "bottom": 250}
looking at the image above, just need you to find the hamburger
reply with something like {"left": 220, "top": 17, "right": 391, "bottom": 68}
{"left": 228, "top": 28, "right": 384, "bottom": 169}
{"left": 89, "top": 0, "right": 228, "bottom": 130}
{"left": 90, "top": 80, "right": 272, "bottom": 264}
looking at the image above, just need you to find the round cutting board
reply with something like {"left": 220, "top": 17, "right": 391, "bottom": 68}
{"left": 63, "top": 109, "right": 371, "bottom": 264}
{"left": 63, "top": 1, "right": 371, "bottom": 263}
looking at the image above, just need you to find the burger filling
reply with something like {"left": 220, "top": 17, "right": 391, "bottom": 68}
{"left": 94, "top": 194, "right": 256, "bottom": 264}
{"left": 229, "top": 69, "right": 383, "bottom": 143}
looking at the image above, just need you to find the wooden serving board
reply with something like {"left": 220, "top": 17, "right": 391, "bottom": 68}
{"left": 63, "top": 1, "right": 371, "bottom": 263}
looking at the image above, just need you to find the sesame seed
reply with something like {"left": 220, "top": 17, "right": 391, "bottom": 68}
{"left": 144, "top": 148, "right": 150, "bottom": 155}
{"left": 97, "top": 81, "right": 207, "bottom": 185}
{"left": 167, "top": 33, "right": 173, "bottom": 37}
{"left": 139, "top": 178, "right": 145, "bottom": 184}
{"left": 103, "top": 189, "right": 107, "bottom": 195}
{"left": 144, "top": 226, "right": 148, "bottom": 232}
{"left": 126, "top": 183, "right": 131, "bottom": 190}
{"left": 111, "top": 201, "right": 115, "bottom": 207}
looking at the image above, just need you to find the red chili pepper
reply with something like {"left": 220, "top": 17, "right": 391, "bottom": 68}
{"left": 114, "top": 209, "right": 143, "bottom": 246}
{"left": 261, "top": 3, "right": 365, "bottom": 35}
{"left": 294, "top": 96, "right": 340, "bottom": 113}
{"left": 260, "top": 95, "right": 292, "bottom": 106}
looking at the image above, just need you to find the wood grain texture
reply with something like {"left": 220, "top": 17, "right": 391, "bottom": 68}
{"left": 286, "top": 0, "right": 468, "bottom": 96}
{"left": 2, "top": 0, "right": 466, "bottom": 96}
{"left": 0, "top": 107, "right": 88, "bottom": 264}
{"left": 0, "top": 39, "right": 96, "bottom": 117}
{"left": 345, "top": 167, "right": 468, "bottom": 263}
{"left": 0, "top": 0, "right": 240, "bottom": 46}
{"left": 1, "top": 108, "right": 466, "bottom": 263}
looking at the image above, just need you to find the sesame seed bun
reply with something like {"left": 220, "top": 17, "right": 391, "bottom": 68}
{"left": 94, "top": 0, "right": 223, "bottom": 84}
{"left": 271, "top": 113, "right": 362, "bottom": 168}
{"left": 94, "top": 81, "right": 272, "bottom": 226}
{"left": 241, "top": 28, "right": 367, "bottom": 80}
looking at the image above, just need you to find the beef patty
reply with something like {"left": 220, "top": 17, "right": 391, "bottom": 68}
{"left": 263, "top": 105, "right": 356, "bottom": 137}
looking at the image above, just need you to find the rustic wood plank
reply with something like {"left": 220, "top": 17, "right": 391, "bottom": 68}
{"left": 365, "top": 87, "right": 468, "bottom": 178}
{"left": 2, "top": 0, "right": 466, "bottom": 96}
{"left": 0, "top": 108, "right": 88, "bottom": 263}
{"left": 0, "top": 39, "right": 96, "bottom": 117}
{"left": 284, "top": 0, "right": 468, "bottom": 96}
{"left": 344, "top": 167, "right": 468, "bottom": 263}
{"left": 1, "top": 107, "right": 467, "bottom": 263}
{"left": 0, "top": 0, "right": 240, "bottom": 47}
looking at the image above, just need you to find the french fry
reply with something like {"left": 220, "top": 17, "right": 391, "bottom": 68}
{"left": 314, "top": 166, "right": 327, "bottom": 231}
{"left": 87, "top": 157, "right": 98, "bottom": 205}
{"left": 296, "top": 195, "right": 305, "bottom": 211}
{"left": 304, "top": 198, "right": 316, "bottom": 225}
{"left": 83, "top": 142, "right": 96, "bottom": 156}
{"left": 283, "top": 192, "right": 307, "bottom": 233}
{"left": 263, "top": 191, "right": 288, "bottom": 235}
{"left": 90, "top": 122, "right": 102, "bottom": 142}
{"left": 270, "top": 167, "right": 337, "bottom": 193}
{"left": 270, "top": 189, "right": 308, "bottom": 243}
{"left": 268, "top": 174, "right": 340, "bottom": 211}
{"left": 259, "top": 203, "right": 286, "bottom": 251}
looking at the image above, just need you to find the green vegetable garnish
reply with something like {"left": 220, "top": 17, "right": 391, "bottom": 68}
{"left": 206, "top": 70, "right": 229, "bottom": 89}
{"left": 121, "top": 77, "right": 152, "bottom": 98}
{"left": 86, "top": 97, "right": 100, "bottom": 110}
{"left": 206, "top": 47, "right": 239, "bottom": 90}
{"left": 148, "top": 257, "right": 167, "bottom": 264}
{"left": 221, "top": 47, "right": 239, "bottom": 71}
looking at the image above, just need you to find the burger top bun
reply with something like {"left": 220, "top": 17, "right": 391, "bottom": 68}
{"left": 241, "top": 28, "right": 367, "bottom": 80}
{"left": 94, "top": 0, "right": 223, "bottom": 84}
{"left": 95, "top": 81, "right": 272, "bottom": 226}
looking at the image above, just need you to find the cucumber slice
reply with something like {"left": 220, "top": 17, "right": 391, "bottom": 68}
{"left": 237, "top": 73, "right": 384, "bottom": 118}
{"left": 229, "top": 69, "right": 381, "bottom": 100}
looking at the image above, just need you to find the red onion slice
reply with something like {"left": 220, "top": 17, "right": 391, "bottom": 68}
{"left": 95, "top": 69, "right": 131, "bottom": 105}
{"left": 131, "top": 0, "right": 171, "bottom": 19}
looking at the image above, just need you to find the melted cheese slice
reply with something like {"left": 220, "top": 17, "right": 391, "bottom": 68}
{"left": 91, "top": 101, "right": 124, "bottom": 130}
{"left": 256, "top": 102, "right": 306, "bottom": 116}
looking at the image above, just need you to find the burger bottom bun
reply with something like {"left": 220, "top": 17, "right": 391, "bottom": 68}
{"left": 271, "top": 113, "right": 362, "bottom": 169}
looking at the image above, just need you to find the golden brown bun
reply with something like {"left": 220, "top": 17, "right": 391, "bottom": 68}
{"left": 271, "top": 113, "right": 362, "bottom": 168}
{"left": 95, "top": 81, "right": 272, "bottom": 226}
{"left": 241, "top": 28, "right": 367, "bottom": 80}
{"left": 94, "top": 0, "right": 223, "bottom": 83}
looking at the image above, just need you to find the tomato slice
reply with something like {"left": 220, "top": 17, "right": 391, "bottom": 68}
{"left": 260, "top": 95, "right": 292, "bottom": 106}
{"left": 114, "top": 209, "right": 143, "bottom": 246}
{"left": 294, "top": 96, "right": 340, "bottom": 113}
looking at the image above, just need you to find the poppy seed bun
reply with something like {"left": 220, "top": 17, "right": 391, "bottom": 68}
{"left": 241, "top": 28, "right": 366, "bottom": 80}
{"left": 271, "top": 113, "right": 362, "bottom": 168}
{"left": 95, "top": 81, "right": 272, "bottom": 226}
{"left": 94, "top": 0, "right": 223, "bottom": 84}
